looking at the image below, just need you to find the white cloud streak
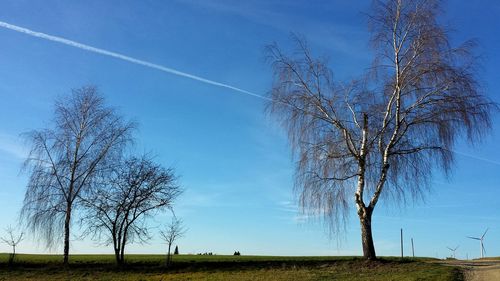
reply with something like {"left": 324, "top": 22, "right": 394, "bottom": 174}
{"left": 452, "top": 150, "right": 500, "bottom": 166}
{"left": 1, "top": 22, "right": 498, "bottom": 167}
{"left": 0, "top": 20, "right": 270, "bottom": 101}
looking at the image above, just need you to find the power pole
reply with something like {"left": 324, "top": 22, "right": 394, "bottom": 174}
{"left": 411, "top": 238, "right": 415, "bottom": 258}
{"left": 400, "top": 228, "right": 404, "bottom": 259}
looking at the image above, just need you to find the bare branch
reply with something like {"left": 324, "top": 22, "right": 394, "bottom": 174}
{"left": 160, "top": 217, "right": 186, "bottom": 267}
{"left": 80, "top": 155, "right": 182, "bottom": 265}
{"left": 266, "top": 0, "right": 496, "bottom": 260}
{"left": 20, "top": 86, "right": 135, "bottom": 264}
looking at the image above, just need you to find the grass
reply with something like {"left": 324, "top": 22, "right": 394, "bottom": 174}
{"left": 0, "top": 254, "right": 463, "bottom": 281}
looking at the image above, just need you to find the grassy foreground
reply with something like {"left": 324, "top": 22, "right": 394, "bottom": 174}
{"left": 0, "top": 254, "right": 463, "bottom": 281}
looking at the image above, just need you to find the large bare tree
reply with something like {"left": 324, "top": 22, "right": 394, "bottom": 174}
{"left": 21, "top": 86, "right": 135, "bottom": 264}
{"left": 81, "top": 155, "right": 181, "bottom": 265}
{"left": 266, "top": 0, "right": 496, "bottom": 259}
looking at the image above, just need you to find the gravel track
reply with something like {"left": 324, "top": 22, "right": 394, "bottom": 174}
{"left": 438, "top": 259, "right": 500, "bottom": 281}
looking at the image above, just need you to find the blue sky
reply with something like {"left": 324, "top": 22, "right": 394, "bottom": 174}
{"left": 0, "top": 0, "right": 499, "bottom": 259}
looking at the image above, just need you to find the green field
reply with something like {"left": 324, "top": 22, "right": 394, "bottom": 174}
{"left": 0, "top": 254, "right": 463, "bottom": 281}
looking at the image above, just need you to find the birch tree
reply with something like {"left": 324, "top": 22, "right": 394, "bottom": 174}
{"left": 21, "top": 86, "right": 135, "bottom": 264}
{"left": 266, "top": 0, "right": 496, "bottom": 260}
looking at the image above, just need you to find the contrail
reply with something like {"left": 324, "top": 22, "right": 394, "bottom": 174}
{"left": 452, "top": 150, "right": 500, "bottom": 166}
{"left": 0, "top": 20, "right": 270, "bottom": 101}
{"left": 1, "top": 21, "right": 499, "bottom": 167}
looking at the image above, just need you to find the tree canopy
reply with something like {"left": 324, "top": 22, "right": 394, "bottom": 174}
{"left": 266, "top": 0, "right": 496, "bottom": 259}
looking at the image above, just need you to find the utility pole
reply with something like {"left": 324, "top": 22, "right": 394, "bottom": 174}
{"left": 400, "top": 228, "right": 404, "bottom": 259}
{"left": 411, "top": 238, "right": 415, "bottom": 258}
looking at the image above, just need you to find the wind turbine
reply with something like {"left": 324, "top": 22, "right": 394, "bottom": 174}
{"left": 446, "top": 246, "right": 459, "bottom": 259}
{"left": 467, "top": 228, "right": 488, "bottom": 259}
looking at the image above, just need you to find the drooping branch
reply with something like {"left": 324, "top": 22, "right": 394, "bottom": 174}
{"left": 266, "top": 0, "right": 496, "bottom": 247}
{"left": 20, "top": 86, "right": 135, "bottom": 258}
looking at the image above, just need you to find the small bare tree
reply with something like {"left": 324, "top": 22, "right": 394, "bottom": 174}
{"left": 81, "top": 155, "right": 182, "bottom": 265}
{"left": 160, "top": 217, "right": 186, "bottom": 267}
{"left": 21, "top": 86, "right": 135, "bottom": 264}
{"left": 266, "top": 0, "right": 496, "bottom": 260}
{"left": 1, "top": 226, "right": 24, "bottom": 265}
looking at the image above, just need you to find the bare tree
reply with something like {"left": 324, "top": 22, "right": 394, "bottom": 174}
{"left": 21, "top": 86, "right": 135, "bottom": 264}
{"left": 266, "top": 0, "right": 496, "bottom": 260}
{"left": 81, "top": 155, "right": 182, "bottom": 265}
{"left": 160, "top": 217, "right": 186, "bottom": 267}
{"left": 1, "top": 226, "right": 24, "bottom": 265}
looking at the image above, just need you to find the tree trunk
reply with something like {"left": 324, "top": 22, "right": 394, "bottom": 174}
{"left": 8, "top": 245, "right": 15, "bottom": 266}
{"left": 114, "top": 247, "right": 121, "bottom": 265}
{"left": 120, "top": 233, "right": 127, "bottom": 265}
{"left": 63, "top": 203, "right": 72, "bottom": 265}
{"left": 120, "top": 248, "right": 125, "bottom": 265}
{"left": 359, "top": 209, "right": 376, "bottom": 260}
{"left": 112, "top": 234, "right": 121, "bottom": 265}
{"left": 166, "top": 244, "right": 172, "bottom": 267}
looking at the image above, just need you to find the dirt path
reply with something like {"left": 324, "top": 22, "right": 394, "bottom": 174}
{"left": 439, "top": 260, "right": 500, "bottom": 281}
